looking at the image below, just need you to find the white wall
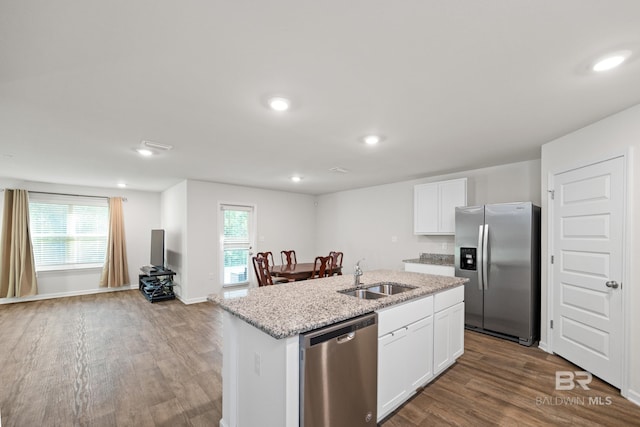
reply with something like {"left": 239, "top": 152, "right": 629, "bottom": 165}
{"left": 0, "top": 180, "right": 160, "bottom": 301}
{"left": 163, "top": 179, "right": 317, "bottom": 303}
{"left": 315, "top": 159, "right": 541, "bottom": 273}
{"left": 161, "top": 180, "right": 188, "bottom": 299}
{"left": 541, "top": 103, "right": 640, "bottom": 402}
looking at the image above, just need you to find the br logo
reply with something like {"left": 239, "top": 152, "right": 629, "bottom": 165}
{"left": 555, "top": 371, "right": 592, "bottom": 390}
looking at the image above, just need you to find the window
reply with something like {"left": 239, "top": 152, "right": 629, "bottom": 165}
{"left": 28, "top": 193, "right": 109, "bottom": 271}
{"left": 220, "top": 204, "right": 254, "bottom": 287}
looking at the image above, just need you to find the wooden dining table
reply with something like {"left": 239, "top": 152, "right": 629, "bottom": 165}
{"left": 271, "top": 263, "right": 342, "bottom": 281}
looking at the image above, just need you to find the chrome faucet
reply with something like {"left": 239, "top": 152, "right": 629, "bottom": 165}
{"left": 354, "top": 259, "right": 364, "bottom": 288}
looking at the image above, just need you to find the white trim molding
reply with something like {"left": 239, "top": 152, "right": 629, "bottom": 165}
{"left": 0, "top": 284, "right": 137, "bottom": 305}
{"left": 626, "top": 389, "right": 640, "bottom": 407}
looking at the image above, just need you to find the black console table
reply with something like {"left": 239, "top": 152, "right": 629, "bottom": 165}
{"left": 139, "top": 267, "right": 176, "bottom": 303}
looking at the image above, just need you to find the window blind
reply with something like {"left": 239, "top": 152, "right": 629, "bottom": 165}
{"left": 222, "top": 208, "right": 250, "bottom": 247}
{"left": 28, "top": 193, "right": 109, "bottom": 270}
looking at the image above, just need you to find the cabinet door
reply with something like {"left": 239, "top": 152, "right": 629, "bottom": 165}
{"left": 433, "top": 301, "right": 465, "bottom": 376}
{"left": 406, "top": 316, "right": 434, "bottom": 389}
{"left": 438, "top": 178, "right": 467, "bottom": 233}
{"left": 450, "top": 302, "right": 465, "bottom": 359}
{"left": 414, "top": 183, "right": 438, "bottom": 234}
{"left": 433, "top": 307, "right": 453, "bottom": 376}
{"left": 377, "top": 328, "right": 410, "bottom": 421}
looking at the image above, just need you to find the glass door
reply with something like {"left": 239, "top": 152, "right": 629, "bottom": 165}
{"left": 220, "top": 204, "right": 255, "bottom": 287}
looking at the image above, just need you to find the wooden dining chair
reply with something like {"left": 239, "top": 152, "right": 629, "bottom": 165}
{"left": 328, "top": 251, "right": 343, "bottom": 276}
{"left": 252, "top": 254, "right": 287, "bottom": 286}
{"left": 257, "top": 251, "right": 288, "bottom": 284}
{"left": 310, "top": 255, "right": 333, "bottom": 279}
{"left": 280, "top": 250, "right": 297, "bottom": 265}
{"left": 257, "top": 251, "right": 276, "bottom": 269}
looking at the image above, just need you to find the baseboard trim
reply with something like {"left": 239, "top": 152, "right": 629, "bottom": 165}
{"left": 0, "top": 284, "right": 137, "bottom": 304}
{"left": 538, "top": 340, "right": 550, "bottom": 353}
{"left": 626, "top": 389, "right": 640, "bottom": 407}
{"left": 176, "top": 295, "right": 210, "bottom": 305}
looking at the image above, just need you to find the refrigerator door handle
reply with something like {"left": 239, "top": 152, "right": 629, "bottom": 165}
{"left": 482, "top": 224, "right": 489, "bottom": 289}
{"left": 477, "top": 225, "right": 484, "bottom": 290}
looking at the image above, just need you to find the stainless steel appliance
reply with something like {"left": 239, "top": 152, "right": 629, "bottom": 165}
{"left": 455, "top": 202, "right": 540, "bottom": 346}
{"left": 300, "top": 313, "right": 378, "bottom": 427}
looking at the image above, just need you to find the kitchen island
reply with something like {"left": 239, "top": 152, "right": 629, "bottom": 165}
{"left": 210, "top": 269, "right": 467, "bottom": 427}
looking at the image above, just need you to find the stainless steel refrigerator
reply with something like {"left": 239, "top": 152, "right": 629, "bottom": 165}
{"left": 454, "top": 202, "right": 540, "bottom": 346}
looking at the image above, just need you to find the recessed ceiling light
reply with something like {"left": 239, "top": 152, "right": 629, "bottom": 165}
{"left": 117, "top": 183, "right": 127, "bottom": 188}
{"left": 363, "top": 135, "right": 381, "bottom": 145}
{"left": 592, "top": 50, "right": 631, "bottom": 72}
{"left": 290, "top": 175, "right": 303, "bottom": 183}
{"left": 268, "top": 97, "right": 290, "bottom": 112}
{"left": 136, "top": 148, "right": 154, "bottom": 157}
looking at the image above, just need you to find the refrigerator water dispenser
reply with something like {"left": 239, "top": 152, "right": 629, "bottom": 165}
{"left": 459, "top": 247, "right": 477, "bottom": 271}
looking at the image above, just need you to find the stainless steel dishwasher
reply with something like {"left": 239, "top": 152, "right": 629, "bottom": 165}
{"left": 299, "top": 312, "right": 378, "bottom": 427}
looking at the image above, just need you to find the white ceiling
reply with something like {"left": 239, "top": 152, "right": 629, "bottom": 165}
{"left": 1, "top": 1, "right": 640, "bottom": 195}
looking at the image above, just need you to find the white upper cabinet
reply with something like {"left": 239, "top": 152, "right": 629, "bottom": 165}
{"left": 414, "top": 178, "right": 467, "bottom": 234}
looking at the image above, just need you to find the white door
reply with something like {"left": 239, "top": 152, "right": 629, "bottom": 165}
{"left": 551, "top": 156, "right": 624, "bottom": 388}
{"left": 220, "top": 204, "right": 255, "bottom": 287}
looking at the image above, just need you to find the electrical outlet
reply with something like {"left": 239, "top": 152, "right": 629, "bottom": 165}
{"left": 391, "top": 236, "right": 398, "bottom": 243}
{"left": 442, "top": 242, "right": 448, "bottom": 251}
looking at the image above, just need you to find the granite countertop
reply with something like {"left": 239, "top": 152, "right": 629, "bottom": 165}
{"left": 209, "top": 269, "right": 467, "bottom": 339}
{"left": 403, "top": 253, "right": 454, "bottom": 266}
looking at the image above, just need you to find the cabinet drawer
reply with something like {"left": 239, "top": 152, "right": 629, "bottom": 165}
{"left": 377, "top": 295, "right": 433, "bottom": 337}
{"left": 434, "top": 285, "right": 464, "bottom": 312}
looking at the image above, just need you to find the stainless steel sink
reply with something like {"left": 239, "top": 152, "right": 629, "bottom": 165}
{"left": 339, "top": 282, "right": 417, "bottom": 299}
{"left": 339, "top": 289, "right": 387, "bottom": 299}
{"left": 365, "top": 282, "right": 416, "bottom": 295}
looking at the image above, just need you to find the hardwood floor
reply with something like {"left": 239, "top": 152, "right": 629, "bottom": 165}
{"left": 1, "top": 290, "right": 639, "bottom": 426}
{"left": 381, "top": 330, "right": 640, "bottom": 427}
{"left": 0, "top": 290, "right": 222, "bottom": 427}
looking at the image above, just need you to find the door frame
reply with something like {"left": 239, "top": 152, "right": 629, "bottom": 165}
{"left": 546, "top": 148, "right": 633, "bottom": 396}
{"left": 217, "top": 201, "right": 258, "bottom": 288}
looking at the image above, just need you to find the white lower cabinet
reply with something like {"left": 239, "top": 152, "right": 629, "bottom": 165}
{"left": 378, "top": 326, "right": 410, "bottom": 417}
{"left": 433, "top": 289, "right": 465, "bottom": 376}
{"left": 377, "top": 286, "right": 465, "bottom": 422}
{"left": 377, "top": 296, "right": 434, "bottom": 422}
{"left": 407, "top": 316, "right": 434, "bottom": 389}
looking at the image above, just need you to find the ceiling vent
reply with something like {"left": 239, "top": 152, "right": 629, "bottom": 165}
{"left": 329, "top": 167, "right": 349, "bottom": 174}
{"left": 142, "top": 140, "right": 173, "bottom": 151}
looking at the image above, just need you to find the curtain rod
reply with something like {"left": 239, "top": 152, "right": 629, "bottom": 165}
{"left": 1, "top": 190, "right": 128, "bottom": 202}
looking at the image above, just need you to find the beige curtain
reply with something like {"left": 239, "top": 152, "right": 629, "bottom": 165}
{"left": 0, "top": 189, "right": 38, "bottom": 297}
{"left": 100, "top": 197, "right": 130, "bottom": 288}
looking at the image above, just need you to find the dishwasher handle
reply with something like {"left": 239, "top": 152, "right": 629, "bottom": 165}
{"left": 305, "top": 314, "right": 377, "bottom": 348}
{"left": 337, "top": 332, "right": 356, "bottom": 344}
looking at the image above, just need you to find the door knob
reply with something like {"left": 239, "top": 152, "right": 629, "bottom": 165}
{"left": 605, "top": 281, "right": 619, "bottom": 289}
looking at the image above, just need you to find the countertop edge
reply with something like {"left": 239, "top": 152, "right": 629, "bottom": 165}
{"left": 211, "top": 270, "right": 467, "bottom": 339}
